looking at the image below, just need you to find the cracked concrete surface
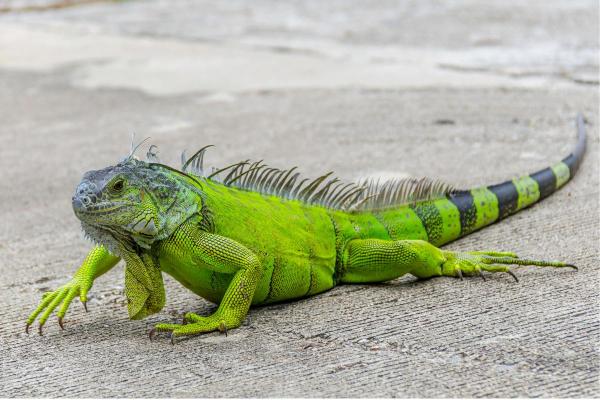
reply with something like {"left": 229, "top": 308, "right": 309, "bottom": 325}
{"left": 0, "top": 0, "right": 598, "bottom": 397}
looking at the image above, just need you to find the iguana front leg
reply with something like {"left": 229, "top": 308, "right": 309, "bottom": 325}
{"left": 340, "top": 239, "right": 576, "bottom": 284}
{"left": 26, "top": 245, "right": 120, "bottom": 334}
{"left": 150, "top": 231, "right": 263, "bottom": 343}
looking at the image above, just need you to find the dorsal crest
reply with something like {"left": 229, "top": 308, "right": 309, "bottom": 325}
{"left": 142, "top": 144, "right": 458, "bottom": 212}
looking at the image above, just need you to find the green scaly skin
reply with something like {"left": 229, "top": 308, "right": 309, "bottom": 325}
{"left": 26, "top": 116, "right": 586, "bottom": 342}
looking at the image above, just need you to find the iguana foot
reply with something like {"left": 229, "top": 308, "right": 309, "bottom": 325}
{"left": 149, "top": 312, "right": 235, "bottom": 344}
{"left": 26, "top": 279, "right": 89, "bottom": 335}
{"left": 442, "top": 250, "right": 577, "bottom": 282}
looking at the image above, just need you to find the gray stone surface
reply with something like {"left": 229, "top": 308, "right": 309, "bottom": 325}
{"left": 0, "top": 0, "right": 598, "bottom": 397}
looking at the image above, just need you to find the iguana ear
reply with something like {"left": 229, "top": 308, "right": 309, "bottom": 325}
{"left": 123, "top": 255, "right": 166, "bottom": 320}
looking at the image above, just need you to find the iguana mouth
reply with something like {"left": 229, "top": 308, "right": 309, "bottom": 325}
{"left": 72, "top": 200, "right": 129, "bottom": 215}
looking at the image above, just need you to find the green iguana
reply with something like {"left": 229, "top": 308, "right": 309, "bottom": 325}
{"left": 26, "top": 115, "right": 586, "bottom": 343}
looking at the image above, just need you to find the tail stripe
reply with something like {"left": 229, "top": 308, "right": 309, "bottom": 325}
{"left": 410, "top": 203, "right": 444, "bottom": 244}
{"left": 512, "top": 176, "right": 540, "bottom": 210}
{"left": 563, "top": 153, "right": 578, "bottom": 176}
{"left": 529, "top": 167, "right": 557, "bottom": 200}
{"left": 551, "top": 162, "right": 570, "bottom": 188}
{"left": 447, "top": 191, "right": 477, "bottom": 236}
{"left": 432, "top": 198, "right": 461, "bottom": 244}
{"left": 448, "top": 187, "right": 499, "bottom": 236}
{"left": 471, "top": 187, "right": 499, "bottom": 229}
{"left": 399, "top": 199, "right": 463, "bottom": 246}
{"left": 487, "top": 181, "right": 519, "bottom": 219}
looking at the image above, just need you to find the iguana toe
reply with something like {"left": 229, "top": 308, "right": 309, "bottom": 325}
{"left": 443, "top": 250, "right": 576, "bottom": 283}
{"left": 478, "top": 269, "right": 486, "bottom": 281}
{"left": 150, "top": 314, "right": 238, "bottom": 343}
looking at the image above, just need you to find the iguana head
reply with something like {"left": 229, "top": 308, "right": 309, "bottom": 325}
{"left": 72, "top": 157, "right": 199, "bottom": 254}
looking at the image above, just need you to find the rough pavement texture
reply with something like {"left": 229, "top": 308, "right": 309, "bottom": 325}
{"left": 0, "top": 0, "right": 598, "bottom": 397}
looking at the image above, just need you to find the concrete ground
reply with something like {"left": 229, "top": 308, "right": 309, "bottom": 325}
{"left": 0, "top": 0, "right": 598, "bottom": 397}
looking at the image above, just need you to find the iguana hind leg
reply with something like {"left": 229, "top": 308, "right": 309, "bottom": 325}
{"left": 340, "top": 239, "right": 576, "bottom": 284}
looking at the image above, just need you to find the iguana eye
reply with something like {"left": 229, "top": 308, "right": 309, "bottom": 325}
{"left": 111, "top": 179, "right": 125, "bottom": 192}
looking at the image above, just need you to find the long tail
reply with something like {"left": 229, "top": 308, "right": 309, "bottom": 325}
{"left": 441, "top": 114, "right": 586, "bottom": 244}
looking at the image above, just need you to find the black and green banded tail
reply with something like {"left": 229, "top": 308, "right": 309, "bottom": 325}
{"left": 440, "top": 114, "right": 586, "bottom": 244}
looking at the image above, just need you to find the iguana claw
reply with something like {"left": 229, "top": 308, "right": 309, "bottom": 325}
{"left": 25, "top": 323, "right": 31, "bottom": 334}
{"left": 170, "top": 332, "right": 176, "bottom": 345}
{"left": 26, "top": 257, "right": 109, "bottom": 338}
{"left": 219, "top": 321, "right": 228, "bottom": 337}
{"left": 38, "top": 325, "right": 43, "bottom": 336}
{"left": 148, "top": 328, "right": 157, "bottom": 341}
{"left": 506, "top": 270, "right": 519, "bottom": 282}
